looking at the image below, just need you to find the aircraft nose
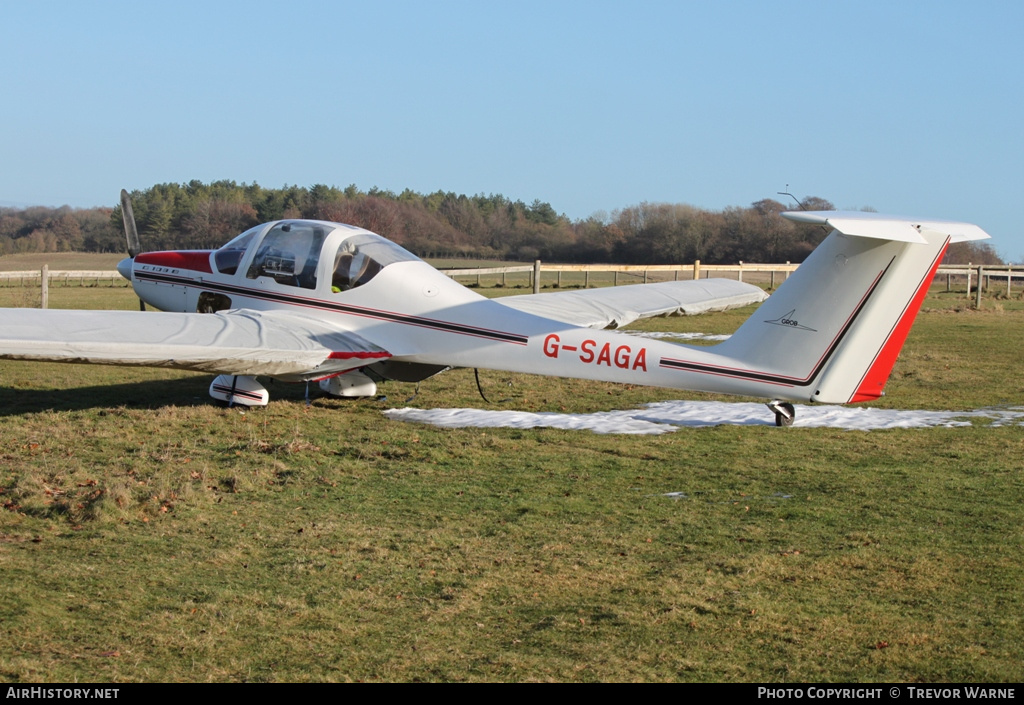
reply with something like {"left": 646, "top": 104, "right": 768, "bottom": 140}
{"left": 116, "top": 257, "right": 134, "bottom": 282}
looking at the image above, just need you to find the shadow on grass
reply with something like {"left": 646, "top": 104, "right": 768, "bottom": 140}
{"left": 0, "top": 377, "right": 216, "bottom": 415}
{"left": 0, "top": 370, "right": 353, "bottom": 416}
{"left": 0, "top": 377, "right": 317, "bottom": 416}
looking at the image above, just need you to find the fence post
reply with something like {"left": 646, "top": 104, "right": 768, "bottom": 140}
{"left": 693, "top": 259, "right": 701, "bottom": 281}
{"left": 533, "top": 260, "right": 541, "bottom": 294}
{"left": 975, "top": 266, "right": 983, "bottom": 308}
{"left": 966, "top": 263, "right": 972, "bottom": 297}
{"left": 40, "top": 265, "right": 48, "bottom": 309}
{"left": 738, "top": 262, "right": 744, "bottom": 283}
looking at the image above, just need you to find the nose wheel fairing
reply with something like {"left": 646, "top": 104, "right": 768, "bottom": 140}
{"left": 209, "top": 375, "right": 270, "bottom": 407}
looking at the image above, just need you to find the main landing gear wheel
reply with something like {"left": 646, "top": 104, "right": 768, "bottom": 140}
{"left": 766, "top": 400, "right": 795, "bottom": 427}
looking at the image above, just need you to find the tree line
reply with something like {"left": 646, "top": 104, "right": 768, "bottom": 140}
{"left": 0, "top": 180, "right": 1003, "bottom": 265}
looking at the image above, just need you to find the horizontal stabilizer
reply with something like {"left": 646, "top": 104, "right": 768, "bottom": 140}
{"left": 783, "top": 211, "right": 990, "bottom": 244}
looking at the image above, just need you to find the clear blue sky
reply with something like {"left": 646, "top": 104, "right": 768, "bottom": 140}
{"left": 2, "top": 0, "right": 1022, "bottom": 260}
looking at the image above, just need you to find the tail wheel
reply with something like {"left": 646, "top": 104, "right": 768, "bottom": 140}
{"left": 766, "top": 400, "right": 796, "bottom": 427}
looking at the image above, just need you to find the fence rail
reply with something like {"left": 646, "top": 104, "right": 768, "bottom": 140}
{"left": 936, "top": 264, "right": 1024, "bottom": 305}
{"left": 4, "top": 261, "right": 1020, "bottom": 307}
{"left": 0, "top": 270, "right": 125, "bottom": 287}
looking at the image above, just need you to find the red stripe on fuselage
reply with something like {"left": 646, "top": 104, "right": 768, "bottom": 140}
{"left": 327, "top": 351, "right": 391, "bottom": 360}
{"left": 136, "top": 251, "right": 214, "bottom": 273}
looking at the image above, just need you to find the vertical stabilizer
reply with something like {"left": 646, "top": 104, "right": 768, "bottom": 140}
{"left": 714, "top": 212, "right": 989, "bottom": 404}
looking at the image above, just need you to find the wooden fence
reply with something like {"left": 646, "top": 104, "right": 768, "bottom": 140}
{"left": 0, "top": 270, "right": 125, "bottom": 287}
{"left": 444, "top": 260, "right": 1023, "bottom": 301}
{"left": 3, "top": 261, "right": 1020, "bottom": 308}
{"left": 936, "top": 264, "right": 1024, "bottom": 306}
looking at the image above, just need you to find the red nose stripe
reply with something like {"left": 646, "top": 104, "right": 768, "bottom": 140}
{"left": 135, "top": 251, "right": 214, "bottom": 273}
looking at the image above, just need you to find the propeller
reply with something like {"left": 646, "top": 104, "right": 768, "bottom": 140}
{"left": 118, "top": 189, "right": 146, "bottom": 311}
{"left": 120, "top": 189, "right": 142, "bottom": 258}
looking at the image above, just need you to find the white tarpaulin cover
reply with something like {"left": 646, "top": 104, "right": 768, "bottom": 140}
{"left": 496, "top": 278, "right": 768, "bottom": 329}
{"left": 384, "top": 401, "right": 1024, "bottom": 434}
{"left": 0, "top": 308, "right": 389, "bottom": 379}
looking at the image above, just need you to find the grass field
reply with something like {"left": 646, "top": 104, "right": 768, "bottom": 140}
{"left": 0, "top": 253, "right": 127, "bottom": 272}
{"left": 0, "top": 279, "right": 1022, "bottom": 682}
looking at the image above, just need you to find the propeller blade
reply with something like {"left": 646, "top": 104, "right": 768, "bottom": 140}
{"left": 120, "top": 189, "right": 146, "bottom": 310}
{"left": 120, "top": 189, "right": 142, "bottom": 258}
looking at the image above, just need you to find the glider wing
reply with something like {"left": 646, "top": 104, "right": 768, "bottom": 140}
{"left": 495, "top": 278, "right": 768, "bottom": 329}
{"left": 0, "top": 308, "right": 390, "bottom": 380}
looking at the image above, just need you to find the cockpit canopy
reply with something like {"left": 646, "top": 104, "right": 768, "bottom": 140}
{"left": 214, "top": 221, "right": 419, "bottom": 293}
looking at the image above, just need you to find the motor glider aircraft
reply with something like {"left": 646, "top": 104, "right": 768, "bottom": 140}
{"left": 0, "top": 193, "right": 990, "bottom": 425}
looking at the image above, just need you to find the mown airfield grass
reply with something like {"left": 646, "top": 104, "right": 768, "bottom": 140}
{"left": 0, "top": 271, "right": 1022, "bottom": 683}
